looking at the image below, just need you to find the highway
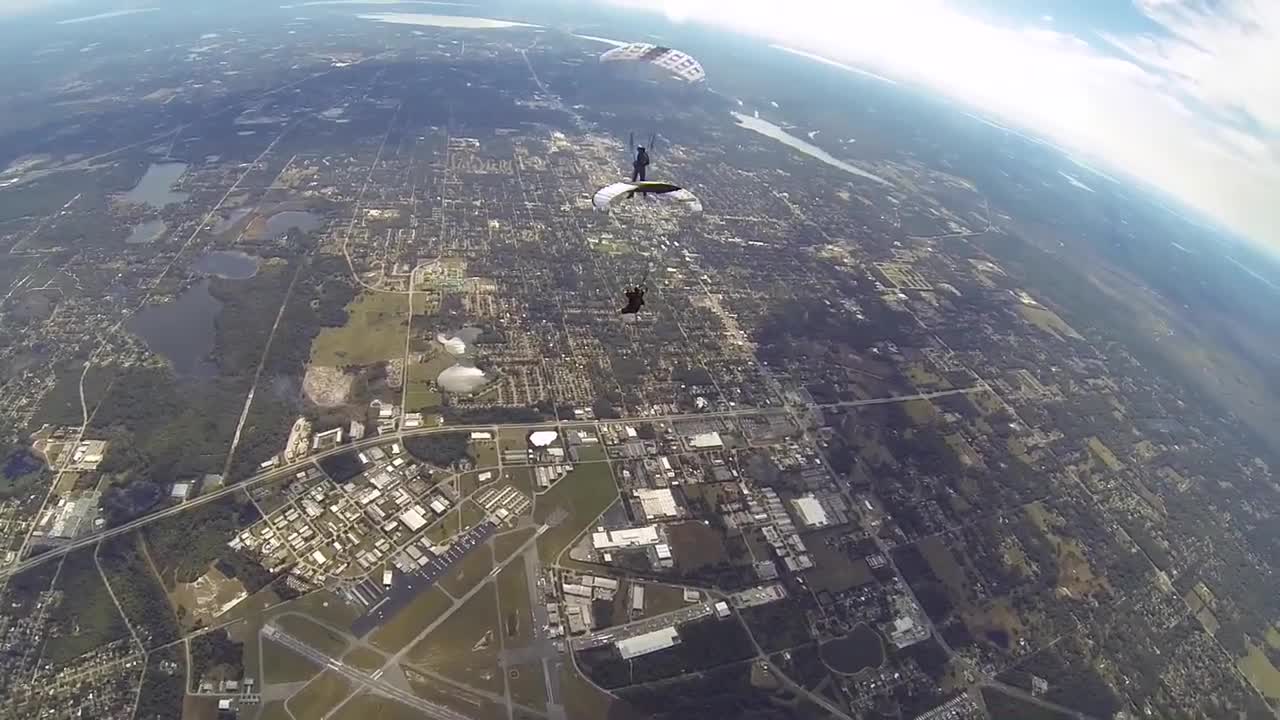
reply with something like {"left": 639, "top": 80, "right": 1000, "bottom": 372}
{"left": 0, "top": 390, "right": 977, "bottom": 581}
{"left": 262, "top": 624, "right": 471, "bottom": 720}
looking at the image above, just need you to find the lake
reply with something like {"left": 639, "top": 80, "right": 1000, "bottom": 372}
{"left": 192, "top": 250, "right": 260, "bottom": 280}
{"left": 127, "top": 280, "right": 220, "bottom": 378}
{"left": 125, "top": 218, "right": 166, "bottom": 245}
{"left": 121, "top": 162, "right": 189, "bottom": 207}
{"left": 263, "top": 210, "right": 323, "bottom": 238}
{"left": 731, "top": 112, "right": 893, "bottom": 187}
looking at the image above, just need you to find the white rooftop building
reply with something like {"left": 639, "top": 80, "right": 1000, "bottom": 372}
{"left": 592, "top": 525, "right": 660, "bottom": 550}
{"left": 688, "top": 431, "right": 723, "bottom": 449}
{"left": 791, "top": 496, "right": 831, "bottom": 528}
{"left": 635, "top": 488, "right": 680, "bottom": 520}
{"left": 529, "top": 430, "right": 558, "bottom": 447}
{"left": 616, "top": 625, "right": 681, "bottom": 659}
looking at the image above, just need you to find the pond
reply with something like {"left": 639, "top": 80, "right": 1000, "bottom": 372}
{"left": 263, "top": 210, "right": 323, "bottom": 238}
{"left": 192, "top": 250, "right": 260, "bottom": 280}
{"left": 125, "top": 218, "right": 166, "bottom": 245}
{"left": 127, "top": 279, "right": 220, "bottom": 378}
{"left": 819, "top": 623, "right": 885, "bottom": 674}
{"left": 121, "top": 162, "right": 189, "bottom": 207}
{"left": 3, "top": 449, "right": 44, "bottom": 480}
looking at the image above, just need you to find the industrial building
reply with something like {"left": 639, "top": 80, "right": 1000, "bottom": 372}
{"left": 616, "top": 626, "right": 681, "bottom": 659}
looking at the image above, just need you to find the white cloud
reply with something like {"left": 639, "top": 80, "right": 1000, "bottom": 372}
{"left": 598, "top": 0, "right": 1280, "bottom": 250}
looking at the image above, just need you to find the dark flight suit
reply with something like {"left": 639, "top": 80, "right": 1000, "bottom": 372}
{"left": 631, "top": 148, "right": 650, "bottom": 182}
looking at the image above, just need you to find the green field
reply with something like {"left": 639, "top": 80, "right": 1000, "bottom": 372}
{"left": 460, "top": 499, "right": 489, "bottom": 529}
{"left": 342, "top": 646, "right": 387, "bottom": 672}
{"left": 275, "top": 613, "right": 349, "bottom": 658}
{"left": 495, "top": 558, "right": 534, "bottom": 650}
{"left": 368, "top": 587, "right": 453, "bottom": 653}
{"left": 982, "top": 685, "right": 1074, "bottom": 720}
{"left": 256, "top": 701, "right": 292, "bottom": 720}
{"left": 406, "top": 671, "right": 509, "bottom": 720}
{"left": 285, "top": 670, "right": 352, "bottom": 718}
{"left": 286, "top": 590, "right": 361, "bottom": 629}
{"left": 330, "top": 692, "right": 426, "bottom": 720}
{"left": 508, "top": 662, "right": 549, "bottom": 713}
{"left": 1238, "top": 641, "right": 1280, "bottom": 702}
{"left": 534, "top": 461, "right": 619, "bottom": 563}
{"left": 404, "top": 350, "right": 453, "bottom": 411}
{"left": 262, "top": 638, "right": 321, "bottom": 684}
{"left": 407, "top": 582, "right": 504, "bottom": 694}
{"left": 440, "top": 543, "right": 495, "bottom": 597}
{"left": 311, "top": 291, "right": 409, "bottom": 366}
{"left": 493, "top": 528, "right": 537, "bottom": 564}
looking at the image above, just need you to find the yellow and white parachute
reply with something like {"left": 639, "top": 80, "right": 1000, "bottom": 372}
{"left": 600, "top": 43, "right": 706, "bottom": 83}
{"left": 592, "top": 181, "right": 703, "bottom": 213}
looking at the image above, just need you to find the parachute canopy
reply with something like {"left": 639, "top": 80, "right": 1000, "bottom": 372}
{"left": 600, "top": 43, "right": 706, "bottom": 83}
{"left": 592, "top": 181, "right": 703, "bottom": 213}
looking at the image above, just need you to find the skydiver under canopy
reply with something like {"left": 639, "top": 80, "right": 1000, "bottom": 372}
{"left": 620, "top": 284, "right": 646, "bottom": 315}
{"left": 631, "top": 146, "right": 650, "bottom": 182}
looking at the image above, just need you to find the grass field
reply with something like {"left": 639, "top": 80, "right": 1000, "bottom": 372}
{"left": 534, "top": 461, "right": 619, "bottom": 563}
{"left": 1086, "top": 437, "right": 1123, "bottom": 472}
{"left": 311, "top": 291, "right": 409, "bottom": 366}
{"left": 982, "top": 685, "right": 1074, "bottom": 720}
{"left": 1238, "top": 641, "right": 1280, "bottom": 702}
{"left": 667, "top": 520, "right": 730, "bottom": 572}
{"left": 637, "top": 582, "right": 697, "bottom": 618}
{"left": 276, "top": 613, "right": 349, "bottom": 658}
{"left": 407, "top": 582, "right": 504, "bottom": 694}
{"left": 508, "top": 662, "right": 548, "bottom": 712}
{"left": 330, "top": 692, "right": 425, "bottom": 720}
{"left": 460, "top": 499, "right": 488, "bottom": 529}
{"left": 904, "top": 362, "right": 951, "bottom": 390}
{"left": 425, "top": 506, "right": 463, "bottom": 544}
{"left": 286, "top": 590, "right": 361, "bottom": 629}
{"left": 440, "top": 543, "right": 495, "bottom": 597}
{"left": 803, "top": 528, "right": 875, "bottom": 593}
{"left": 368, "top": 587, "right": 453, "bottom": 652}
{"left": 342, "top": 646, "right": 387, "bottom": 672}
{"left": 406, "top": 670, "right": 509, "bottom": 720}
{"left": 919, "top": 535, "right": 970, "bottom": 603}
{"left": 285, "top": 670, "right": 352, "bottom": 718}
{"left": 1018, "top": 305, "right": 1084, "bottom": 342}
{"left": 902, "top": 398, "right": 940, "bottom": 425}
{"left": 404, "top": 349, "right": 453, "bottom": 411}
{"left": 493, "top": 528, "right": 537, "bottom": 564}
{"left": 472, "top": 439, "right": 499, "bottom": 469}
{"left": 257, "top": 701, "right": 292, "bottom": 720}
{"left": 560, "top": 664, "right": 639, "bottom": 720}
{"left": 262, "top": 638, "right": 321, "bottom": 684}
{"left": 495, "top": 558, "right": 534, "bottom": 649}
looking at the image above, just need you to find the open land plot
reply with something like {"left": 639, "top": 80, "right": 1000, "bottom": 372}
{"left": 406, "top": 670, "right": 509, "bottom": 720}
{"left": 262, "top": 637, "right": 322, "bottom": 684}
{"left": 286, "top": 589, "right": 362, "bottom": 629}
{"left": 560, "top": 664, "right": 642, "bottom": 720}
{"left": 667, "top": 520, "right": 731, "bottom": 572}
{"left": 440, "top": 542, "right": 494, "bottom": 597}
{"left": 902, "top": 398, "right": 941, "bottom": 426}
{"left": 330, "top": 692, "right": 425, "bottom": 720}
{"left": 1086, "top": 436, "right": 1123, "bottom": 472}
{"left": 257, "top": 701, "right": 292, "bottom": 720}
{"left": 819, "top": 623, "right": 885, "bottom": 674}
{"left": 368, "top": 586, "right": 453, "bottom": 653}
{"left": 460, "top": 498, "right": 488, "bottom": 529}
{"left": 495, "top": 558, "right": 534, "bottom": 649}
{"left": 637, "top": 582, "right": 699, "bottom": 618}
{"left": 342, "top": 645, "right": 387, "bottom": 672}
{"left": 311, "top": 291, "right": 410, "bottom": 366}
{"left": 406, "top": 582, "right": 505, "bottom": 694}
{"left": 404, "top": 351, "right": 452, "bottom": 411}
{"left": 508, "top": 662, "right": 548, "bottom": 712}
{"left": 802, "top": 529, "right": 875, "bottom": 593}
{"left": 904, "top": 362, "right": 952, "bottom": 390}
{"left": 493, "top": 527, "right": 537, "bottom": 562}
{"left": 285, "top": 670, "right": 352, "bottom": 719}
{"left": 1018, "top": 305, "right": 1084, "bottom": 342}
{"left": 919, "top": 534, "right": 971, "bottom": 603}
{"left": 275, "top": 613, "right": 349, "bottom": 658}
{"left": 535, "top": 461, "right": 620, "bottom": 564}
{"left": 1238, "top": 640, "right": 1280, "bottom": 703}
{"left": 982, "top": 685, "right": 1075, "bottom": 720}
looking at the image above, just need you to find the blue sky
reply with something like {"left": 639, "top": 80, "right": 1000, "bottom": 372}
{"left": 594, "top": 0, "right": 1279, "bottom": 251}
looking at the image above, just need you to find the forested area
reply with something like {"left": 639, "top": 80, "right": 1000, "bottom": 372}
{"left": 98, "top": 534, "right": 181, "bottom": 648}
{"left": 135, "top": 646, "right": 186, "bottom": 720}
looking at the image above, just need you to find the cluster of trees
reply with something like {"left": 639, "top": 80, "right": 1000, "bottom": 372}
{"left": 581, "top": 616, "right": 758, "bottom": 689}
{"left": 187, "top": 629, "right": 243, "bottom": 691}
{"left": 45, "top": 549, "right": 128, "bottom": 665}
{"left": 134, "top": 646, "right": 186, "bottom": 720}
{"left": 98, "top": 535, "right": 180, "bottom": 648}
{"left": 404, "top": 432, "right": 471, "bottom": 467}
